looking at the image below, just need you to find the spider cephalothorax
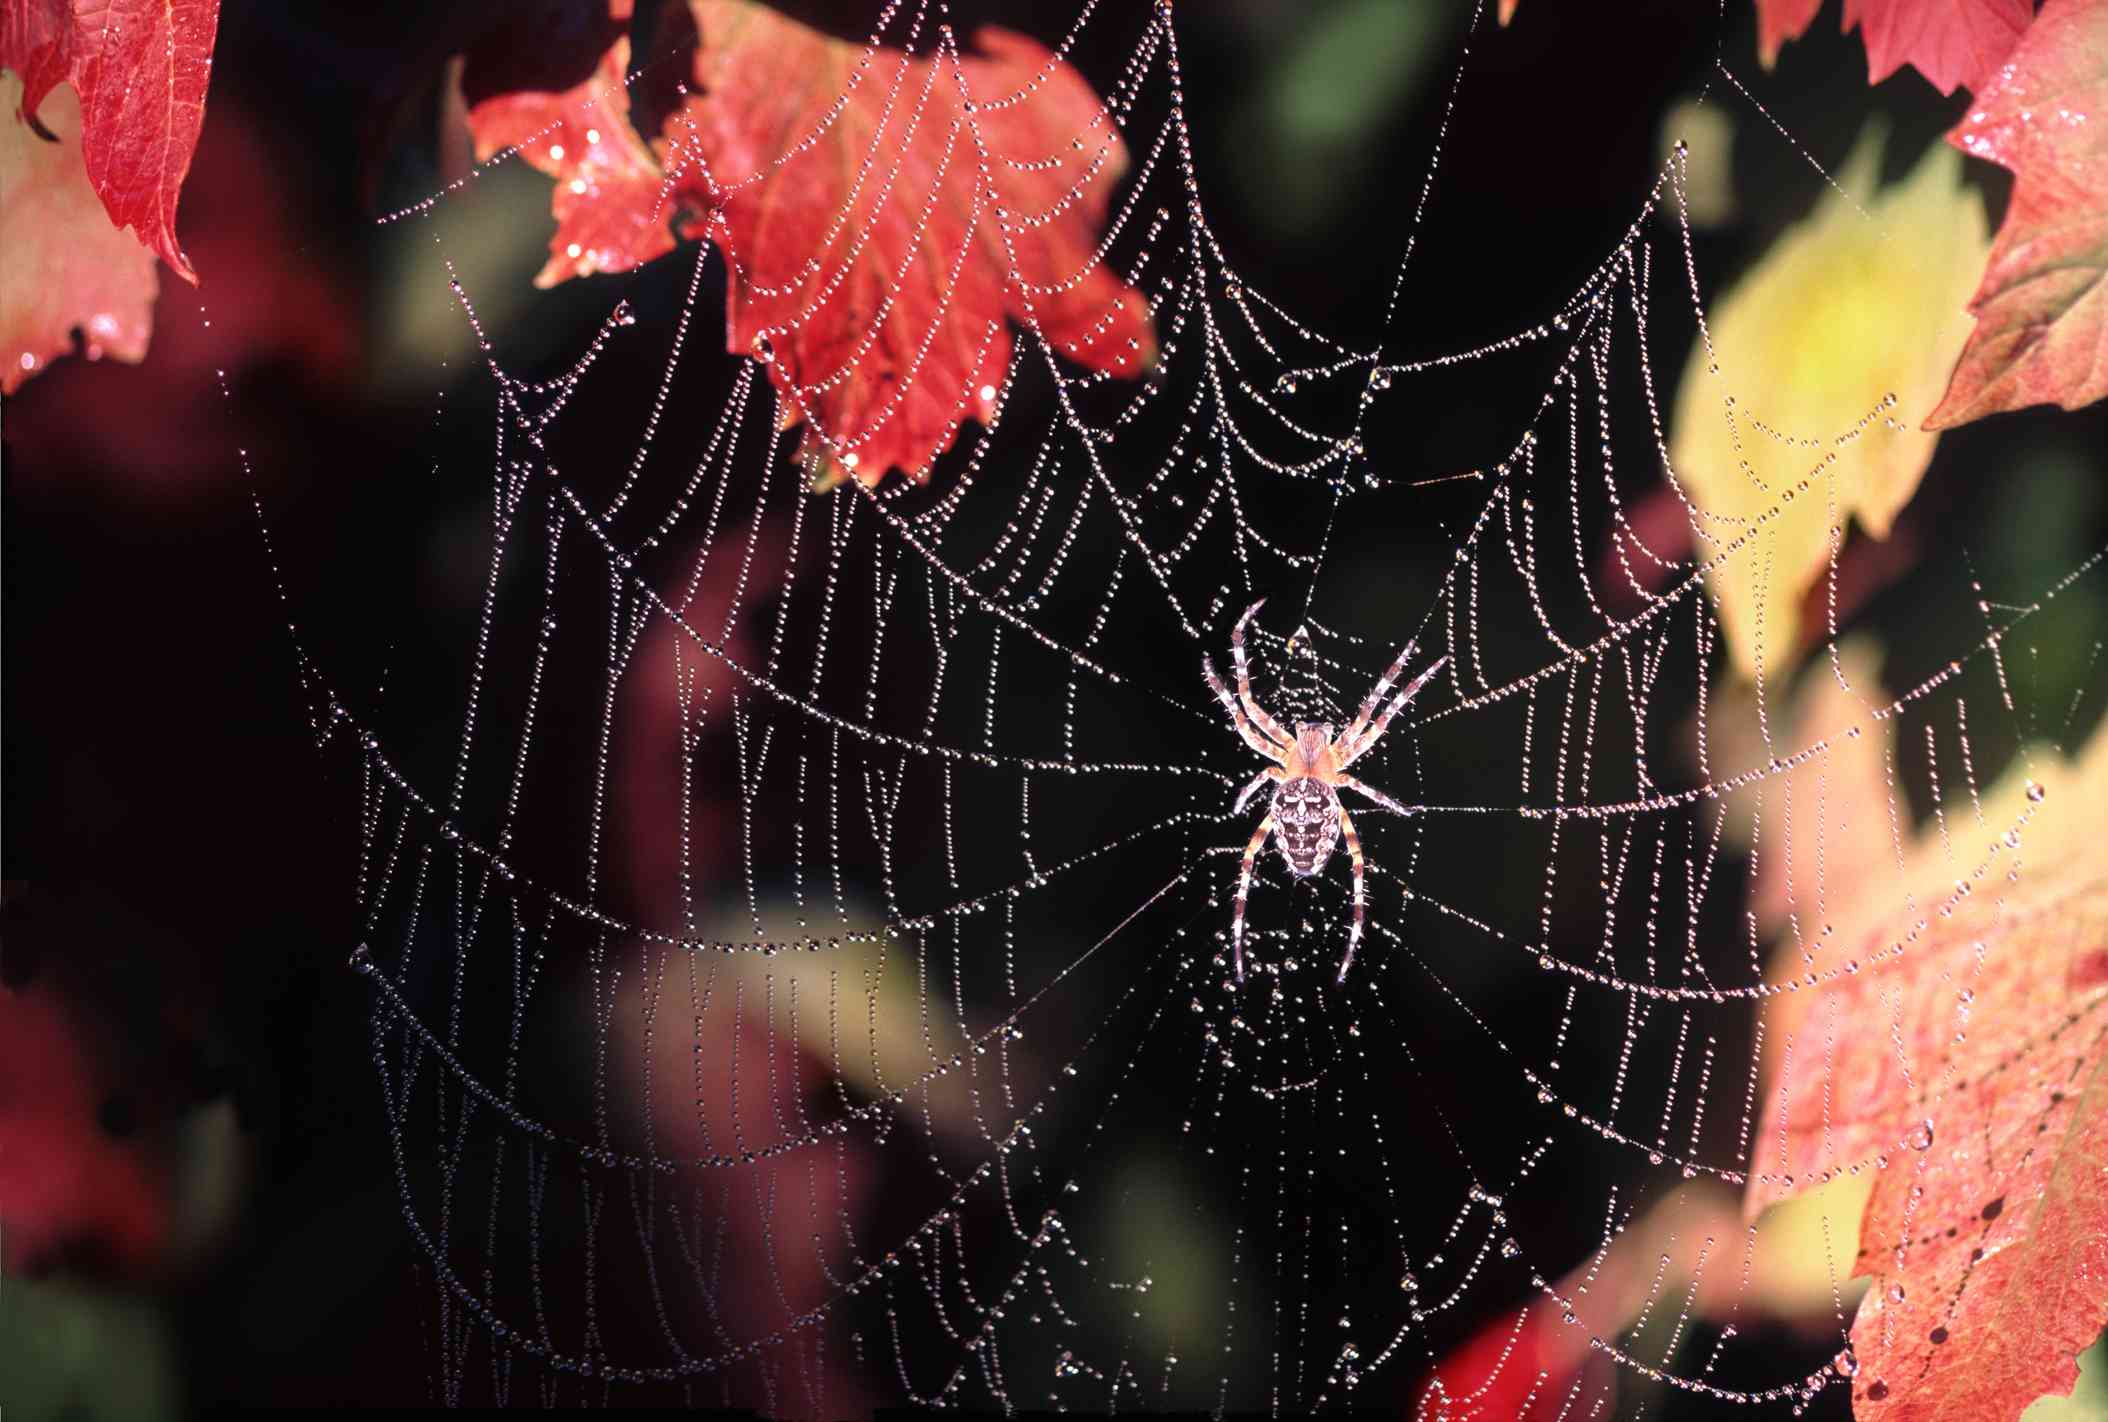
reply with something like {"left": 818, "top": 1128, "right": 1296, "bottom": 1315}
{"left": 1203, "top": 601, "right": 1445, "bottom": 983}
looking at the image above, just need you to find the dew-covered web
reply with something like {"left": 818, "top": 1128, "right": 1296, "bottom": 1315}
{"left": 239, "top": 0, "right": 2106, "bottom": 1414}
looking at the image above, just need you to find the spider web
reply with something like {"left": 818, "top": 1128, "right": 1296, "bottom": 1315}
{"left": 236, "top": 0, "right": 2107, "bottom": 1414}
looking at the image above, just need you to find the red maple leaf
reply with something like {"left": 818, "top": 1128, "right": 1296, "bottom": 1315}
{"left": 1749, "top": 773, "right": 2108, "bottom": 1417}
{"left": 464, "top": 10, "right": 677, "bottom": 287}
{"left": 1755, "top": 0, "right": 2033, "bottom": 95}
{"left": 1926, "top": 0, "right": 2108, "bottom": 428}
{"left": 468, "top": 0, "right": 1155, "bottom": 487}
{"left": 1845, "top": 0, "right": 2034, "bottom": 93}
{"left": 0, "top": 0, "right": 220, "bottom": 283}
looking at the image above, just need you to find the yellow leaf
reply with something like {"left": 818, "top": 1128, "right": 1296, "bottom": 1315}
{"left": 1667, "top": 128, "right": 1987, "bottom": 682}
{"left": 1742, "top": 1169, "right": 1873, "bottom": 1319}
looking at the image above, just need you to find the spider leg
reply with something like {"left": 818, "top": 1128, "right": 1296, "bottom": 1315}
{"left": 1205, "top": 655, "right": 1288, "bottom": 761}
{"left": 1340, "top": 638, "right": 1421, "bottom": 749}
{"left": 1230, "top": 601, "right": 1294, "bottom": 748}
{"left": 1335, "top": 806, "right": 1366, "bottom": 982}
{"left": 1341, "top": 655, "right": 1449, "bottom": 766}
{"left": 1233, "top": 765, "right": 1285, "bottom": 816}
{"left": 1231, "top": 811, "right": 1276, "bottom": 981}
{"left": 1338, "top": 773, "right": 1415, "bottom": 818}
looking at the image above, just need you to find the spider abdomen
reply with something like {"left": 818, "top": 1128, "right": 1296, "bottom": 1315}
{"left": 1272, "top": 776, "right": 1341, "bottom": 877}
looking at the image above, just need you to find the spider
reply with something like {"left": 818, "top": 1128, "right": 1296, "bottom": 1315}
{"left": 1203, "top": 600, "right": 1446, "bottom": 984}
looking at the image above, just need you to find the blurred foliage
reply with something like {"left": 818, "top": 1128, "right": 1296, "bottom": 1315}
{"left": 1, "top": 1278, "right": 177, "bottom": 1422}
{"left": 1233, "top": 0, "right": 1452, "bottom": 242}
{"left": 1969, "top": 438, "right": 2108, "bottom": 748}
{"left": 1099, "top": 1151, "right": 1228, "bottom": 1365}
{"left": 370, "top": 155, "right": 555, "bottom": 394}
{"left": 1745, "top": 1171, "right": 1876, "bottom": 1320}
{"left": 1657, "top": 97, "right": 1738, "bottom": 228}
{"left": 0, "top": 73, "right": 158, "bottom": 394}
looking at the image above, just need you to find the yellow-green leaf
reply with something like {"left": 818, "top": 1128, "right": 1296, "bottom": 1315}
{"left": 1667, "top": 128, "right": 1987, "bottom": 682}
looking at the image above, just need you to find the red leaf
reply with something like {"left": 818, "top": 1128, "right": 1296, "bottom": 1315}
{"left": 1754, "top": 0, "right": 2032, "bottom": 94}
{"left": 1844, "top": 0, "right": 2033, "bottom": 94}
{"left": 1850, "top": 873, "right": 2107, "bottom": 1419}
{"left": 674, "top": 1, "right": 1157, "bottom": 485}
{"left": 0, "top": 0, "right": 221, "bottom": 283}
{"left": 468, "top": 0, "right": 1156, "bottom": 487}
{"left": 1927, "top": 0, "right": 2108, "bottom": 428}
{"left": 465, "top": 33, "right": 678, "bottom": 287}
{"left": 1749, "top": 754, "right": 2108, "bottom": 1417}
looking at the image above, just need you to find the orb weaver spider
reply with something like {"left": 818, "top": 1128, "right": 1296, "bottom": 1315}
{"left": 1202, "top": 600, "right": 1446, "bottom": 983}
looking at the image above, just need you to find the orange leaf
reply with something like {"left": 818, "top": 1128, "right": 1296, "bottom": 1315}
{"left": 1749, "top": 728, "right": 2108, "bottom": 1419}
{"left": 0, "top": 0, "right": 219, "bottom": 283}
{"left": 1927, "top": 0, "right": 2108, "bottom": 429}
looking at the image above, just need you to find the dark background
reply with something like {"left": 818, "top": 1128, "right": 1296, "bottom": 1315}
{"left": 5, "top": 0, "right": 2103, "bottom": 1414}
